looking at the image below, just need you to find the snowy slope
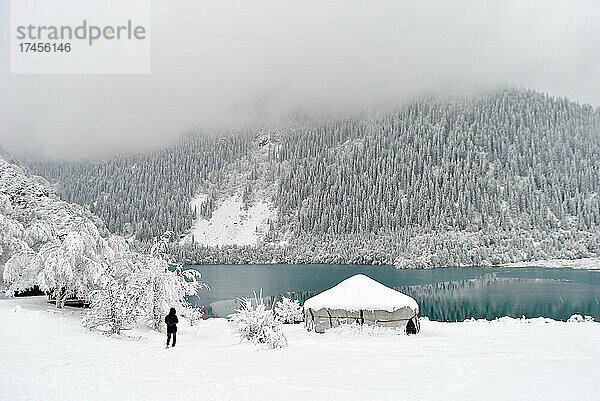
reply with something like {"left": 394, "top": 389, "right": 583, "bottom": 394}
{"left": 2, "top": 296, "right": 599, "bottom": 401}
{"left": 182, "top": 193, "right": 275, "bottom": 247}
{"left": 181, "top": 134, "right": 281, "bottom": 247}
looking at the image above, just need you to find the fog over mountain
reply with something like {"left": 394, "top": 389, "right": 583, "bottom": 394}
{"left": 28, "top": 90, "right": 600, "bottom": 267}
{"left": 1, "top": 0, "right": 600, "bottom": 159}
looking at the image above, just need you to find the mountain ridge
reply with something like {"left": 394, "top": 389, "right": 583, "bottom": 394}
{"left": 25, "top": 89, "right": 600, "bottom": 267}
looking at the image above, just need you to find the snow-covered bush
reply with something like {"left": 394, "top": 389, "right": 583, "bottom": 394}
{"left": 274, "top": 297, "right": 303, "bottom": 323}
{"left": 181, "top": 303, "right": 204, "bottom": 326}
{"left": 567, "top": 314, "right": 595, "bottom": 323}
{"left": 229, "top": 293, "right": 287, "bottom": 349}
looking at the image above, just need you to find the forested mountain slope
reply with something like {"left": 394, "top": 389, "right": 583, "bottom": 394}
{"left": 27, "top": 90, "right": 600, "bottom": 267}
{"left": 31, "top": 134, "right": 254, "bottom": 239}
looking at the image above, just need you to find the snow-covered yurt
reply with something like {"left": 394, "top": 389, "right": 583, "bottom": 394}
{"left": 303, "top": 274, "right": 420, "bottom": 334}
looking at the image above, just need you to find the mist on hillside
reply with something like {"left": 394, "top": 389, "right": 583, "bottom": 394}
{"left": 1, "top": 0, "right": 599, "bottom": 160}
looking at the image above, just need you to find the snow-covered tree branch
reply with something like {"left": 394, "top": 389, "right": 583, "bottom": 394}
{"left": 0, "top": 157, "right": 208, "bottom": 333}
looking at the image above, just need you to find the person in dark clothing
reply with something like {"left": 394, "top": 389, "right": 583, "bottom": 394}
{"left": 406, "top": 318, "right": 417, "bottom": 335}
{"left": 165, "top": 307, "right": 178, "bottom": 348}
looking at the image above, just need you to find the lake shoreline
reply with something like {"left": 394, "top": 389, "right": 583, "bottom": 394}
{"left": 182, "top": 256, "right": 600, "bottom": 270}
{"left": 188, "top": 265, "right": 600, "bottom": 321}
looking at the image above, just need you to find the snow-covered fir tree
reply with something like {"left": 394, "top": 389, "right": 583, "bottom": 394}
{"left": 25, "top": 90, "right": 600, "bottom": 267}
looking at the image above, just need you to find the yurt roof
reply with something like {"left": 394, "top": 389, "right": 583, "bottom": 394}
{"left": 303, "top": 274, "right": 419, "bottom": 313}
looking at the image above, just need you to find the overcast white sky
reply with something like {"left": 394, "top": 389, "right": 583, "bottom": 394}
{"left": 1, "top": 0, "right": 600, "bottom": 160}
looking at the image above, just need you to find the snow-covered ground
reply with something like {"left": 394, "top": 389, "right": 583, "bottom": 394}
{"left": 502, "top": 257, "right": 600, "bottom": 269}
{"left": 182, "top": 194, "right": 275, "bottom": 247}
{"left": 2, "top": 297, "right": 599, "bottom": 401}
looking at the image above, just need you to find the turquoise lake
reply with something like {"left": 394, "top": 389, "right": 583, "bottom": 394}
{"left": 188, "top": 264, "right": 600, "bottom": 321}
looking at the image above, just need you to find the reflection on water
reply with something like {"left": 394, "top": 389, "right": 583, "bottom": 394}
{"left": 188, "top": 265, "right": 600, "bottom": 321}
{"left": 397, "top": 274, "right": 600, "bottom": 321}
